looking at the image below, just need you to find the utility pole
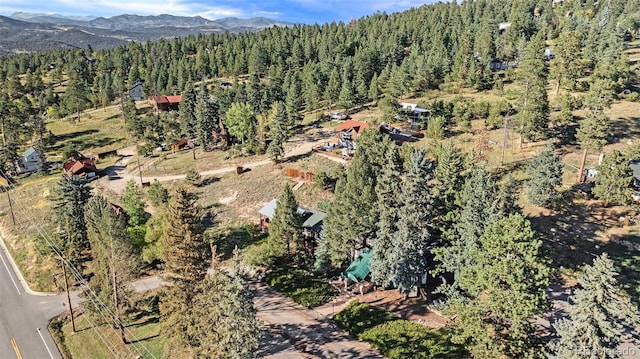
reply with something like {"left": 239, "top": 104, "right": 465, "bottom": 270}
{"left": 501, "top": 117, "right": 508, "bottom": 166}
{"left": 62, "top": 259, "right": 76, "bottom": 332}
{"left": 6, "top": 190, "right": 16, "bottom": 225}
{"left": 137, "top": 155, "right": 143, "bottom": 185}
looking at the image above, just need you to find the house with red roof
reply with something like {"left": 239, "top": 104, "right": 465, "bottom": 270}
{"left": 148, "top": 95, "right": 182, "bottom": 113}
{"left": 335, "top": 120, "right": 369, "bottom": 139}
{"left": 62, "top": 157, "right": 98, "bottom": 178}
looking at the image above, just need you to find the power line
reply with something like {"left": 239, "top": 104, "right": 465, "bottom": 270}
{"left": 0, "top": 168, "right": 156, "bottom": 358}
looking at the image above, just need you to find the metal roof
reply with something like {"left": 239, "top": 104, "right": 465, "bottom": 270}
{"left": 259, "top": 199, "right": 326, "bottom": 230}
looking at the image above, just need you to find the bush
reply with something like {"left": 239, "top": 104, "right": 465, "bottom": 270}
{"left": 626, "top": 91, "right": 640, "bottom": 102}
{"left": 184, "top": 168, "right": 202, "bottom": 185}
{"left": 334, "top": 300, "right": 398, "bottom": 336}
{"left": 147, "top": 180, "right": 169, "bottom": 207}
{"left": 265, "top": 267, "right": 338, "bottom": 308}
{"left": 335, "top": 301, "right": 467, "bottom": 359}
{"left": 425, "top": 116, "right": 446, "bottom": 139}
{"left": 360, "top": 320, "right": 466, "bottom": 359}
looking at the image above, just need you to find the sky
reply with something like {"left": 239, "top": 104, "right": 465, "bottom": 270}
{"left": 0, "top": 0, "right": 436, "bottom": 24}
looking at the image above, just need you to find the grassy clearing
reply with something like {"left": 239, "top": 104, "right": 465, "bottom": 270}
{"left": 47, "top": 104, "right": 133, "bottom": 156}
{"left": 335, "top": 301, "right": 467, "bottom": 359}
{"left": 265, "top": 267, "right": 339, "bottom": 308}
{"left": 57, "top": 293, "right": 163, "bottom": 359}
{"left": 0, "top": 175, "right": 61, "bottom": 291}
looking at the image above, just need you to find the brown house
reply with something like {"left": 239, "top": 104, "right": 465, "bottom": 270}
{"left": 63, "top": 158, "right": 98, "bottom": 178}
{"left": 148, "top": 95, "right": 182, "bottom": 113}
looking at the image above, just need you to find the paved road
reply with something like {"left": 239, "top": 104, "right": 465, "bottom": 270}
{"left": 0, "top": 243, "right": 64, "bottom": 359}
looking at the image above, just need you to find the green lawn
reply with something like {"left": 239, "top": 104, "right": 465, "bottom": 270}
{"left": 335, "top": 301, "right": 467, "bottom": 359}
{"left": 53, "top": 293, "right": 163, "bottom": 359}
{"left": 265, "top": 267, "right": 339, "bottom": 308}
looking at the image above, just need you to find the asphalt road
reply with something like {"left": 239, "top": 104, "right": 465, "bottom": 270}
{"left": 0, "top": 243, "right": 64, "bottom": 359}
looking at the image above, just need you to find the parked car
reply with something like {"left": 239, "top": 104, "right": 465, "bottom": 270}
{"left": 329, "top": 112, "right": 348, "bottom": 120}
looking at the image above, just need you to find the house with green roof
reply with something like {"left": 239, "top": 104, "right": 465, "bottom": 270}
{"left": 258, "top": 199, "right": 326, "bottom": 240}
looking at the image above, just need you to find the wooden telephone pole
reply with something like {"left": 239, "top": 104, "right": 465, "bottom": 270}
{"left": 61, "top": 259, "right": 76, "bottom": 332}
{"left": 6, "top": 190, "right": 16, "bottom": 225}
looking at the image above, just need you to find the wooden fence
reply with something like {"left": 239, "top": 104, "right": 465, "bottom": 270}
{"left": 285, "top": 168, "right": 316, "bottom": 182}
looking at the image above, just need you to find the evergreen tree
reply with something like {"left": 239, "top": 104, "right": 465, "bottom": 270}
{"left": 161, "top": 188, "right": 210, "bottom": 288}
{"left": 370, "top": 144, "right": 403, "bottom": 287}
{"left": 338, "top": 79, "right": 355, "bottom": 112}
{"left": 179, "top": 84, "right": 197, "bottom": 139}
{"left": 550, "top": 31, "right": 583, "bottom": 94}
{"left": 188, "top": 267, "right": 260, "bottom": 358}
{"left": 435, "top": 164, "right": 512, "bottom": 292}
{"left": 84, "top": 195, "right": 137, "bottom": 343}
{"left": 593, "top": 150, "right": 633, "bottom": 207}
{"left": 195, "top": 84, "right": 218, "bottom": 151}
{"left": 324, "top": 68, "right": 340, "bottom": 110}
{"left": 515, "top": 32, "right": 550, "bottom": 142}
{"left": 433, "top": 141, "right": 466, "bottom": 218}
{"left": 549, "top": 253, "right": 640, "bottom": 359}
{"left": 147, "top": 180, "right": 169, "bottom": 208}
{"left": 267, "top": 101, "right": 288, "bottom": 163}
{"left": 450, "top": 214, "right": 550, "bottom": 358}
{"left": 391, "top": 149, "right": 435, "bottom": 295}
{"left": 285, "top": 72, "right": 303, "bottom": 124}
{"left": 268, "top": 183, "right": 303, "bottom": 259}
{"left": 315, "top": 130, "right": 388, "bottom": 269}
{"left": 526, "top": 144, "right": 563, "bottom": 207}
{"left": 52, "top": 175, "right": 92, "bottom": 266}
{"left": 160, "top": 187, "right": 211, "bottom": 356}
{"left": 121, "top": 179, "right": 146, "bottom": 227}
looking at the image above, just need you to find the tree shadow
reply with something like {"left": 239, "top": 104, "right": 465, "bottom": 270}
{"left": 283, "top": 151, "right": 313, "bottom": 163}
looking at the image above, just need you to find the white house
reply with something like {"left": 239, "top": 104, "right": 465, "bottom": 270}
{"left": 17, "top": 147, "right": 39, "bottom": 173}
{"left": 400, "top": 102, "right": 430, "bottom": 127}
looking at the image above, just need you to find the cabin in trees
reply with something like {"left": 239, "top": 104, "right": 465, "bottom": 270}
{"left": 17, "top": 147, "right": 39, "bottom": 174}
{"left": 258, "top": 199, "right": 326, "bottom": 240}
{"left": 400, "top": 103, "right": 430, "bottom": 128}
{"left": 148, "top": 95, "right": 181, "bottom": 113}
{"left": 128, "top": 80, "right": 146, "bottom": 101}
{"left": 62, "top": 156, "right": 97, "bottom": 178}
{"left": 170, "top": 138, "right": 196, "bottom": 152}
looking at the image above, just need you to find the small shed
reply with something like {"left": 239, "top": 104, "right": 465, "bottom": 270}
{"left": 342, "top": 251, "right": 372, "bottom": 283}
{"left": 128, "top": 80, "right": 146, "bottom": 101}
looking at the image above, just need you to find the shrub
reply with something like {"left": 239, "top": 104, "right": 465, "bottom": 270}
{"left": 184, "top": 168, "right": 202, "bottom": 185}
{"left": 335, "top": 301, "right": 467, "bottom": 359}
{"left": 334, "top": 300, "right": 398, "bottom": 336}
{"left": 265, "top": 267, "right": 338, "bottom": 308}
{"left": 425, "top": 116, "right": 446, "bottom": 139}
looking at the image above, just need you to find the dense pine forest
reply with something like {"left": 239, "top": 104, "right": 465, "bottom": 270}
{"left": 1, "top": 0, "right": 640, "bottom": 357}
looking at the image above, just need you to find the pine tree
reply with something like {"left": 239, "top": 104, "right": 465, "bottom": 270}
{"left": 315, "top": 130, "right": 388, "bottom": 269}
{"left": 434, "top": 164, "right": 508, "bottom": 291}
{"left": 161, "top": 187, "right": 210, "bottom": 289}
{"left": 285, "top": 72, "right": 303, "bottom": 124}
{"left": 121, "top": 179, "right": 146, "bottom": 227}
{"left": 549, "top": 254, "right": 640, "bottom": 359}
{"left": 593, "top": 150, "right": 633, "bottom": 206}
{"left": 324, "top": 68, "right": 340, "bottom": 110}
{"left": 526, "top": 144, "right": 563, "bottom": 207}
{"left": 147, "top": 180, "right": 169, "bottom": 208}
{"left": 160, "top": 187, "right": 211, "bottom": 356}
{"left": 450, "top": 214, "right": 550, "bottom": 358}
{"left": 433, "top": 141, "right": 466, "bottom": 218}
{"left": 391, "top": 149, "right": 435, "bottom": 295}
{"left": 52, "top": 175, "right": 92, "bottom": 266}
{"left": 370, "top": 144, "right": 403, "bottom": 287}
{"left": 188, "top": 267, "right": 260, "bottom": 358}
{"left": 84, "top": 195, "right": 137, "bottom": 343}
{"left": 515, "top": 32, "right": 550, "bottom": 142}
{"left": 179, "top": 84, "right": 197, "bottom": 139}
{"left": 268, "top": 183, "right": 303, "bottom": 259}
{"left": 195, "top": 84, "right": 218, "bottom": 151}
{"left": 267, "top": 101, "right": 288, "bottom": 163}
{"left": 338, "top": 79, "right": 355, "bottom": 112}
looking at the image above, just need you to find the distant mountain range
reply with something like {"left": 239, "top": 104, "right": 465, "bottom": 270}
{"left": 0, "top": 12, "right": 296, "bottom": 55}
